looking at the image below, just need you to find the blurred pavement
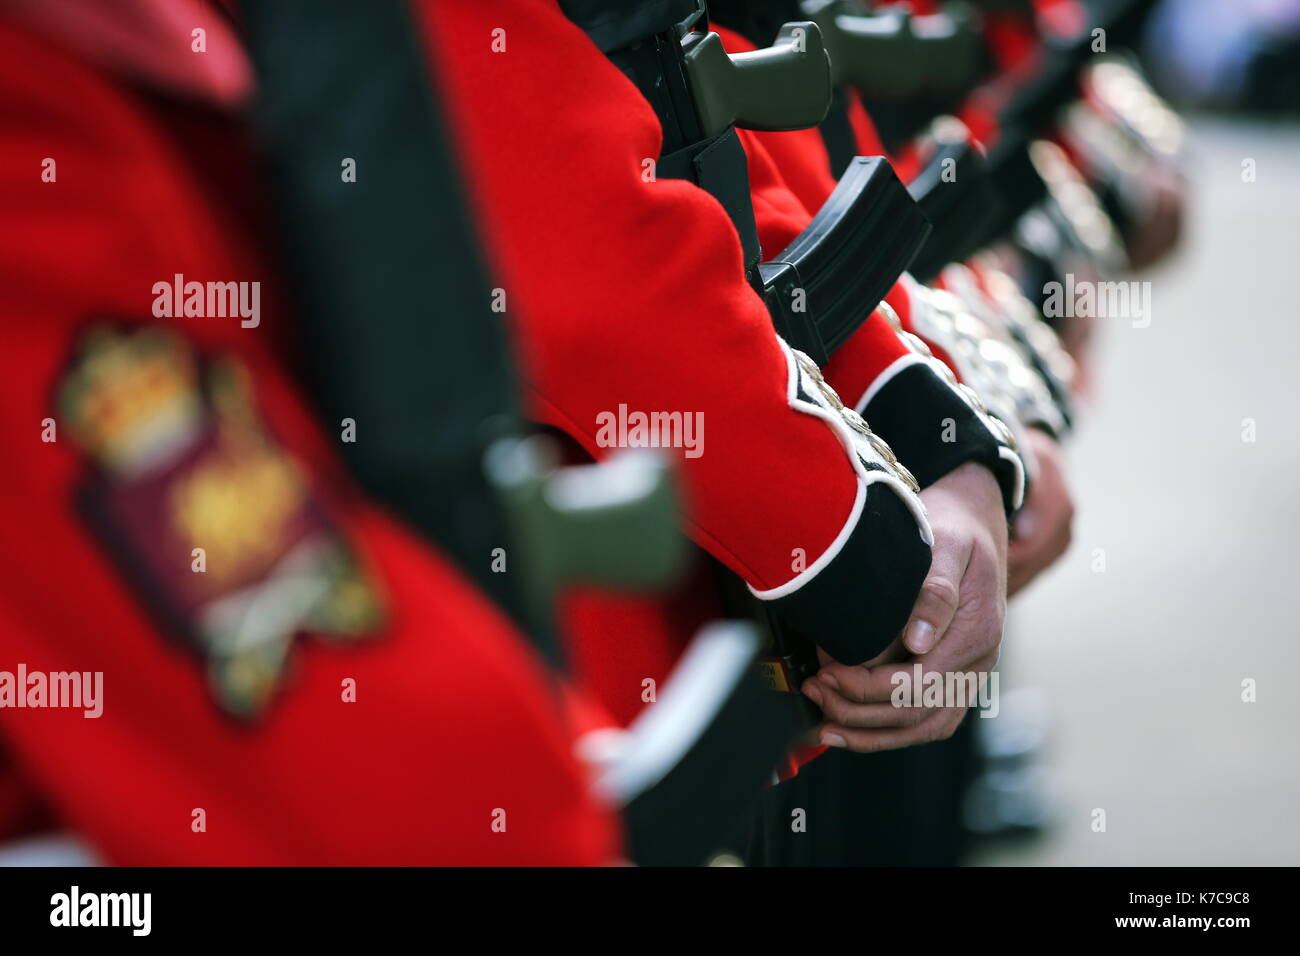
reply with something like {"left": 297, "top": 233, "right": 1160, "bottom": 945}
{"left": 973, "top": 116, "right": 1300, "bottom": 866}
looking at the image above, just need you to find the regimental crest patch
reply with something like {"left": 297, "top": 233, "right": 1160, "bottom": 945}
{"left": 58, "top": 324, "right": 384, "bottom": 720}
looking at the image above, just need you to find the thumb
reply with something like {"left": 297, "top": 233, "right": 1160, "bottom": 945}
{"left": 903, "top": 553, "right": 964, "bottom": 655}
{"left": 1013, "top": 506, "right": 1037, "bottom": 542}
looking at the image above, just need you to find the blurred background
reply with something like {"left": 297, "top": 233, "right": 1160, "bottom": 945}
{"left": 1, "top": 0, "right": 1297, "bottom": 869}
{"left": 973, "top": 110, "right": 1300, "bottom": 864}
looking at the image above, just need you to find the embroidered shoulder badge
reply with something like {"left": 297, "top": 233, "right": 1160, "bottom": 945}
{"left": 58, "top": 324, "right": 384, "bottom": 720}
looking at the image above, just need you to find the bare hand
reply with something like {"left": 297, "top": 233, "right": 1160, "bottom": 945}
{"left": 1007, "top": 428, "right": 1074, "bottom": 596}
{"left": 801, "top": 462, "right": 1008, "bottom": 752}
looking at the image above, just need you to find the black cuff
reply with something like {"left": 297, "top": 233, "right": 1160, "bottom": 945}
{"left": 762, "top": 483, "right": 932, "bottom": 665}
{"left": 862, "top": 362, "right": 1025, "bottom": 516}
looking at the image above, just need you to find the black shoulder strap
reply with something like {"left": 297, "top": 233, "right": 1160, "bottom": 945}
{"left": 243, "top": 0, "right": 550, "bottom": 658}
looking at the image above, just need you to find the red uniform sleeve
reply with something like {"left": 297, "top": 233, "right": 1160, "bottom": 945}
{"left": 713, "top": 24, "right": 1023, "bottom": 510}
{"left": 705, "top": 28, "right": 920, "bottom": 414}
{"left": 422, "top": 0, "right": 930, "bottom": 597}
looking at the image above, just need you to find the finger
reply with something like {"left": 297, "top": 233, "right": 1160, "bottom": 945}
{"left": 802, "top": 678, "right": 931, "bottom": 729}
{"left": 814, "top": 648, "right": 1000, "bottom": 732}
{"left": 1007, "top": 538, "right": 1050, "bottom": 594}
{"left": 1047, "top": 495, "right": 1074, "bottom": 560}
{"left": 802, "top": 677, "right": 825, "bottom": 711}
{"left": 1011, "top": 505, "right": 1037, "bottom": 544}
{"left": 1007, "top": 560, "right": 1033, "bottom": 598}
{"left": 902, "top": 540, "right": 967, "bottom": 655}
{"left": 862, "top": 634, "right": 908, "bottom": 668}
{"left": 815, "top": 659, "right": 922, "bottom": 704}
{"left": 1009, "top": 505, "right": 1049, "bottom": 557}
{"left": 914, "top": 550, "right": 1006, "bottom": 677}
{"left": 819, "top": 706, "right": 968, "bottom": 754}
{"left": 1008, "top": 496, "right": 1072, "bottom": 595}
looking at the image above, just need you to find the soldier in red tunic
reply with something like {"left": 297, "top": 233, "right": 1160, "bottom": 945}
{"left": 0, "top": 0, "right": 620, "bottom": 865}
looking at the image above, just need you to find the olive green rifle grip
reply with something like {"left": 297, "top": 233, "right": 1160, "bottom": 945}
{"left": 487, "top": 439, "right": 689, "bottom": 629}
{"left": 683, "top": 21, "right": 833, "bottom": 138}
